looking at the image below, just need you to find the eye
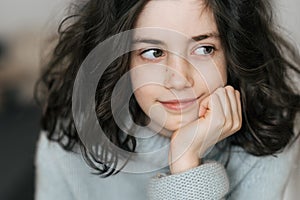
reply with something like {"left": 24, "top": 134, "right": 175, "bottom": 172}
{"left": 194, "top": 46, "right": 215, "bottom": 55}
{"left": 140, "top": 48, "right": 164, "bottom": 60}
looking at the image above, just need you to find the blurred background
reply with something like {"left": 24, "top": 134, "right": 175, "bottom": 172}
{"left": 0, "top": 0, "right": 299, "bottom": 200}
{"left": 0, "top": 0, "right": 69, "bottom": 199}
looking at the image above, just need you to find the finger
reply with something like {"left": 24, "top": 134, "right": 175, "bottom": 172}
{"left": 224, "top": 86, "right": 236, "bottom": 129}
{"left": 225, "top": 86, "right": 237, "bottom": 114}
{"left": 213, "top": 87, "right": 228, "bottom": 116}
{"left": 209, "top": 91, "right": 225, "bottom": 132}
{"left": 214, "top": 87, "right": 226, "bottom": 107}
{"left": 198, "top": 95, "right": 210, "bottom": 118}
{"left": 235, "top": 90, "right": 242, "bottom": 128}
{"left": 214, "top": 88, "right": 231, "bottom": 134}
{"left": 224, "top": 86, "right": 233, "bottom": 123}
{"left": 226, "top": 86, "right": 242, "bottom": 136}
{"left": 198, "top": 93, "right": 224, "bottom": 153}
{"left": 214, "top": 86, "right": 242, "bottom": 141}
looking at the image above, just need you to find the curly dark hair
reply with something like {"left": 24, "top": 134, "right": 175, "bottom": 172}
{"left": 35, "top": 0, "right": 300, "bottom": 176}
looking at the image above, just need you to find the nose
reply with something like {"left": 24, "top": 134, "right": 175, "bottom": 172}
{"left": 164, "top": 54, "right": 194, "bottom": 90}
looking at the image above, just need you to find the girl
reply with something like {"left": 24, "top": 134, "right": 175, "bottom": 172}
{"left": 35, "top": 0, "right": 300, "bottom": 199}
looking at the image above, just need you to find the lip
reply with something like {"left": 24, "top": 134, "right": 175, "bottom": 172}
{"left": 159, "top": 97, "right": 199, "bottom": 111}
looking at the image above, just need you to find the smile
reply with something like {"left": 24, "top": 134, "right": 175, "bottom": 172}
{"left": 159, "top": 98, "right": 199, "bottom": 111}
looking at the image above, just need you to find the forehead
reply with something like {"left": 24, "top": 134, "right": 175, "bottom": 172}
{"left": 134, "top": 0, "right": 217, "bottom": 37}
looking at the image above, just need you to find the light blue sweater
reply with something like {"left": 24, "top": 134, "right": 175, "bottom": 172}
{"left": 35, "top": 131, "right": 300, "bottom": 199}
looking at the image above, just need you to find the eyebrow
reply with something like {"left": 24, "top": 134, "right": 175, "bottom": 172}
{"left": 132, "top": 38, "right": 165, "bottom": 45}
{"left": 132, "top": 32, "right": 219, "bottom": 45}
{"left": 191, "top": 32, "right": 219, "bottom": 42}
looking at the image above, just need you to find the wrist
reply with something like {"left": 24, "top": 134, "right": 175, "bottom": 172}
{"left": 169, "top": 151, "right": 201, "bottom": 174}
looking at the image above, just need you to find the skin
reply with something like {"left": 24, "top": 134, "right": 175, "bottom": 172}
{"left": 130, "top": 0, "right": 242, "bottom": 174}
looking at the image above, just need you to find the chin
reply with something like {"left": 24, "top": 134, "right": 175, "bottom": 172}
{"left": 167, "top": 114, "right": 198, "bottom": 130}
{"left": 148, "top": 113, "right": 198, "bottom": 135}
{"left": 151, "top": 119, "right": 193, "bottom": 138}
{"left": 164, "top": 120, "right": 191, "bottom": 131}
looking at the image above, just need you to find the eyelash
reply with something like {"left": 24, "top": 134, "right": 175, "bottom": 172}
{"left": 139, "top": 45, "right": 216, "bottom": 61}
{"left": 140, "top": 48, "right": 165, "bottom": 61}
{"left": 193, "top": 46, "right": 215, "bottom": 56}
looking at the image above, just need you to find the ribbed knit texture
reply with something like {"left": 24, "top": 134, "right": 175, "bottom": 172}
{"left": 148, "top": 162, "right": 229, "bottom": 200}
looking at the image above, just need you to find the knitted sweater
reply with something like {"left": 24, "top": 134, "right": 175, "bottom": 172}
{"left": 35, "top": 131, "right": 300, "bottom": 200}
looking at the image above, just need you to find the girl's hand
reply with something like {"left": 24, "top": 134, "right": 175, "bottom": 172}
{"left": 169, "top": 86, "right": 242, "bottom": 174}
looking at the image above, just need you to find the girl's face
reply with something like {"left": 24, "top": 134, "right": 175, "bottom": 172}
{"left": 130, "top": 0, "right": 227, "bottom": 134}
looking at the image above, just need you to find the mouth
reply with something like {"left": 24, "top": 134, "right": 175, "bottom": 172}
{"left": 159, "top": 97, "right": 199, "bottom": 111}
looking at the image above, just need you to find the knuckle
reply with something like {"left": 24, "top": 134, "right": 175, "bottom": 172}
{"left": 232, "top": 120, "right": 242, "bottom": 131}
{"left": 224, "top": 118, "right": 234, "bottom": 132}
{"left": 227, "top": 120, "right": 233, "bottom": 130}
{"left": 225, "top": 85, "right": 235, "bottom": 92}
{"left": 231, "top": 123, "right": 239, "bottom": 132}
{"left": 238, "top": 120, "right": 243, "bottom": 130}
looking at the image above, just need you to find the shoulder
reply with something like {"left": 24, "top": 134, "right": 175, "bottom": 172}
{"left": 226, "top": 137, "right": 300, "bottom": 199}
{"left": 35, "top": 131, "right": 84, "bottom": 171}
{"left": 34, "top": 131, "right": 84, "bottom": 199}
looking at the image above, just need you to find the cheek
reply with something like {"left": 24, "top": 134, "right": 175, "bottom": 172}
{"left": 133, "top": 87, "right": 170, "bottom": 130}
{"left": 164, "top": 109, "right": 199, "bottom": 131}
{"left": 216, "top": 55, "right": 227, "bottom": 85}
{"left": 212, "top": 61, "right": 227, "bottom": 89}
{"left": 133, "top": 86, "right": 157, "bottom": 113}
{"left": 130, "top": 65, "right": 167, "bottom": 91}
{"left": 193, "top": 56, "right": 227, "bottom": 93}
{"left": 214, "top": 51, "right": 227, "bottom": 85}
